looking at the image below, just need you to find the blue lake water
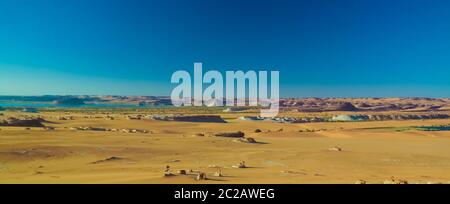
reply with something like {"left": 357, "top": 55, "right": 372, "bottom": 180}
{"left": 0, "top": 102, "right": 148, "bottom": 108}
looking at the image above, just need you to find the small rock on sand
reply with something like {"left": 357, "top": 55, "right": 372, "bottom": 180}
{"left": 426, "top": 181, "right": 442, "bottom": 184}
{"left": 245, "top": 137, "right": 257, "bottom": 143}
{"left": 168, "top": 159, "right": 181, "bottom": 163}
{"left": 214, "top": 170, "right": 222, "bottom": 177}
{"left": 164, "top": 172, "right": 176, "bottom": 177}
{"left": 355, "top": 179, "right": 367, "bottom": 184}
{"left": 235, "top": 137, "right": 258, "bottom": 144}
{"left": 92, "top": 156, "right": 123, "bottom": 164}
{"left": 44, "top": 126, "right": 55, "bottom": 131}
{"left": 214, "top": 131, "right": 245, "bottom": 138}
{"left": 328, "top": 146, "right": 343, "bottom": 152}
{"left": 195, "top": 172, "right": 207, "bottom": 180}
{"left": 383, "top": 177, "right": 408, "bottom": 184}
{"left": 232, "top": 161, "right": 247, "bottom": 168}
{"left": 163, "top": 165, "right": 176, "bottom": 177}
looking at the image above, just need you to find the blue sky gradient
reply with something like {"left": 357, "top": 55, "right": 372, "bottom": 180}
{"left": 1, "top": 0, "right": 450, "bottom": 97}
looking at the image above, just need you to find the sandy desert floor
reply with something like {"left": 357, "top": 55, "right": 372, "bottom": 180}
{"left": 1, "top": 110, "right": 450, "bottom": 184}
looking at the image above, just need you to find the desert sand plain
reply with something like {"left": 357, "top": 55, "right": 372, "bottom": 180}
{"left": 1, "top": 106, "right": 450, "bottom": 184}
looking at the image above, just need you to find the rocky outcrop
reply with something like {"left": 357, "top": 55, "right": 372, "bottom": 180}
{"left": 281, "top": 98, "right": 450, "bottom": 112}
{"left": 356, "top": 103, "right": 372, "bottom": 108}
{"left": 366, "top": 114, "right": 449, "bottom": 121}
{"left": 332, "top": 102, "right": 359, "bottom": 111}
{"left": 331, "top": 115, "right": 368, "bottom": 121}
{"left": 53, "top": 98, "right": 85, "bottom": 105}
{"left": 214, "top": 131, "right": 245, "bottom": 138}
{"left": 172, "top": 115, "right": 226, "bottom": 123}
{"left": 0, "top": 117, "right": 45, "bottom": 127}
{"left": 241, "top": 113, "right": 449, "bottom": 124}
{"left": 369, "top": 104, "right": 401, "bottom": 111}
{"left": 151, "top": 115, "right": 226, "bottom": 123}
{"left": 69, "top": 126, "right": 150, "bottom": 133}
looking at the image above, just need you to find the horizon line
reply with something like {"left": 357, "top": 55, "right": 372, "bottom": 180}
{"left": 0, "top": 95, "right": 449, "bottom": 99}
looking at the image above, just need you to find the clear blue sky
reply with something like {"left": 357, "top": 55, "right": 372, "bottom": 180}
{"left": 1, "top": 0, "right": 450, "bottom": 97}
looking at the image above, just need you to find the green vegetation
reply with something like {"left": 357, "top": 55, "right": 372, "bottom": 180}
{"left": 414, "top": 125, "right": 450, "bottom": 131}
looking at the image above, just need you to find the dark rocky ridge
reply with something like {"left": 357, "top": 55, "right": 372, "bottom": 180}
{"left": 151, "top": 115, "right": 226, "bottom": 123}
{"left": 0, "top": 117, "right": 46, "bottom": 127}
{"left": 53, "top": 98, "right": 85, "bottom": 105}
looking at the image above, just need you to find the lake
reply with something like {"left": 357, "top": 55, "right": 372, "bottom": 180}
{"left": 0, "top": 101, "right": 147, "bottom": 108}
